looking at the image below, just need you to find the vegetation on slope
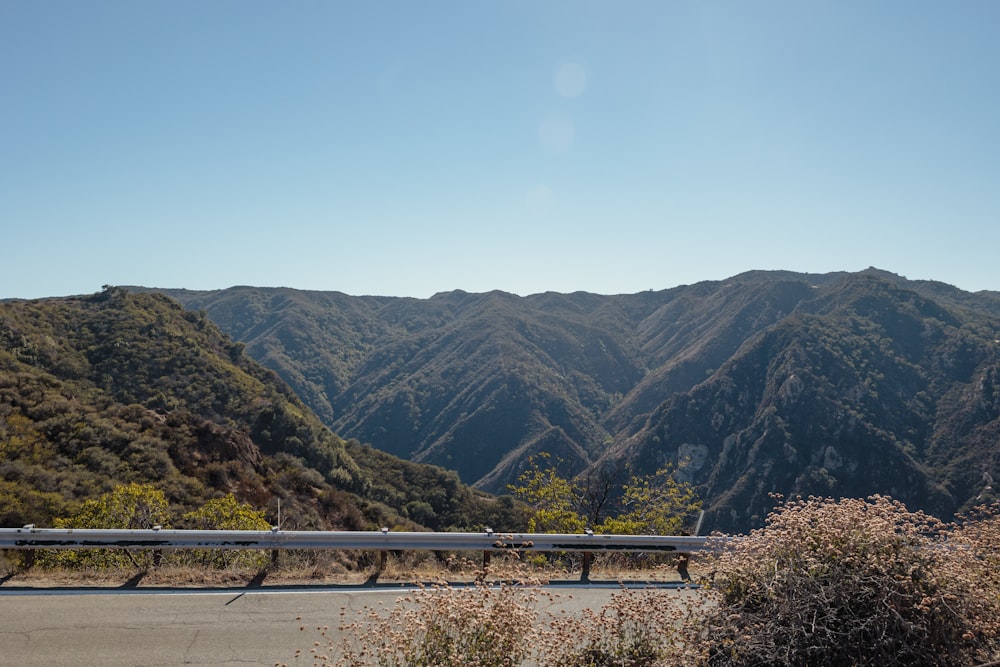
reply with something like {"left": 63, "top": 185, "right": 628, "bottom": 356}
{"left": 146, "top": 270, "right": 1000, "bottom": 533}
{"left": 146, "top": 286, "right": 659, "bottom": 492}
{"left": 0, "top": 287, "right": 524, "bottom": 534}
{"left": 621, "top": 272, "right": 1000, "bottom": 530}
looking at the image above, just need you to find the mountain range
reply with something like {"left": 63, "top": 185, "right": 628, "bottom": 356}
{"left": 135, "top": 268, "right": 1000, "bottom": 533}
{"left": 0, "top": 287, "right": 522, "bottom": 533}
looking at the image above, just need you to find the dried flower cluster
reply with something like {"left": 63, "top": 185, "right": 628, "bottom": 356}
{"left": 287, "top": 557, "right": 698, "bottom": 667}
{"left": 695, "top": 496, "right": 1000, "bottom": 666}
{"left": 309, "top": 576, "right": 542, "bottom": 666}
{"left": 544, "top": 586, "right": 701, "bottom": 666}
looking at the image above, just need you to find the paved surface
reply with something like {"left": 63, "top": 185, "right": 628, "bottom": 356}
{"left": 0, "top": 582, "right": 699, "bottom": 666}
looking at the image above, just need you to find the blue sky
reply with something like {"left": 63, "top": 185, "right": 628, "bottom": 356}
{"left": 3, "top": 1, "right": 999, "bottom": 299}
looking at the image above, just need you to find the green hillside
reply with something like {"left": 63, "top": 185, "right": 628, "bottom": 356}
{"left": 0, "top": 287, "right": 523, "bottom": 532}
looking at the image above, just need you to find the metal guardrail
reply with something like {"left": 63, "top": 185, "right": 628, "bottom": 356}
{"left": 0, "top": 526, "right": 713, "bottom": 554}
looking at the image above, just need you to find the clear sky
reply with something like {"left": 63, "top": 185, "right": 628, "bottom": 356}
{"left": 3, "top": 1, "right": 999, "bottom": 300}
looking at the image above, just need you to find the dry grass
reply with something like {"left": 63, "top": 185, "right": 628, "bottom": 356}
{"left": 0, "top": 549, "right": 700, "bottom": 588}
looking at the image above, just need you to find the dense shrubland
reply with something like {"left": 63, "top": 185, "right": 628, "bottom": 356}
{"left": 0, "top": 290, "right": 528, "bottom": 538}
{"left": 0, "top": 289, "right": 365, "bottom": 530}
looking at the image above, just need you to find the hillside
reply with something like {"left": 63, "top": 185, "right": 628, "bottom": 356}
{"left": 0, "top": 287, "right": 523, "bottom": 532}
{"left": 618, "top": 272, "right": 1000, "bottom": 530}
{"left": 139, "top": 269, "right": 1000, "bottom": 533}
{"left": 142, "top": 286, "right": 665, "bottom": 490}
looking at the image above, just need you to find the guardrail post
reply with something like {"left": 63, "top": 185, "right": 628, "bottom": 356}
{"left": 677, "top": 553, "right": 691, "bottom": 581}
{"left": 580, "top": 551, "right": 592, "bottom": 582}
{"left": 22, "top": 549, "right": 36, "bottom": 570}
{"left": 362, "top": 550, "right": 389, "bottom": 587}
{"left": 482, "top": 550, "right": 491, "bottom": 572}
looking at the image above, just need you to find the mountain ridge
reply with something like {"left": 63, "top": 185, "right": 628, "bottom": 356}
{"left": 0, "top": 288, "right": 523, "bottom": 533}
{"left": 129, "top": 269, "right": 1000, "bottom": 532}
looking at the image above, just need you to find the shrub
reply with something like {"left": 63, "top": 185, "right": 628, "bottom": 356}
{"left": 544, "top": 587, "right": 694, "bottom": 666}
{"left": 316, "top": 577, "right": 542, "bottom": 666}
{"left": 39, "top": 483, "right": 171, "bottom": 569}
{"left": 691, "top": 495, "right": 1000, "bottom": 667}
{"left": 597, "top": 466, "right": 702, "bottom": 536}
{"left": 292, "top": 558, "right": 701, "bottom": 667}
{"left": 951, "top": 503, "right": 1000, "bottom": 600}
{"left": 179, "top": 494, "right": 271, "bottom": 569}
{"left": 508, "top": 454, "right": 702, "bottom": 536}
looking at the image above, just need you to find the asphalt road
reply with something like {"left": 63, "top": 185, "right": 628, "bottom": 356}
{"left": 0, "top": 582, "right": 699, "bottom": 666}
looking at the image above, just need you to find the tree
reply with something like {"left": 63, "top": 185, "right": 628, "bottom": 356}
{"left": 97, "top": 284, "right": 128, "bottom": 302}
{"left": 508, "top": 454, "right": 701, "bottom": 536}
{"left": 42, "top": 483, "right": 171, "bottom": 568}
{"left": 507, "top": 454, "right": 586, "bottom": 533}
{"left": 597, "top": 465, "right": 702, "bottom": 535}
{"left": 182, "top": 494, "right": 270, "bottom": 530}
{"left": 180, "top": 494, "right": 271, "bottom": 569}
{"left": 56, "top": 482, "right": 170, "bottom": 530}
{"left": 577, "top": 460, "right": 625, "bottom": 528}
